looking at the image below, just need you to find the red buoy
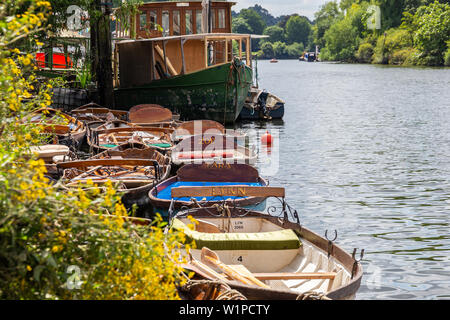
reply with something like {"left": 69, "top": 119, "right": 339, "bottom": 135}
{"left": 261, "top": 131, "right": 273, "bottom": 146}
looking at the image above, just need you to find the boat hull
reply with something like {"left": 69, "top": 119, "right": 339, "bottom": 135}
{"left": 149, "top": 173, "right": 269, "bottom": 220}
{"left": 114, "top": 62, "right": 253, "bottom": 124}
{"left": 176, "top": 209, "right": 363, "bottom": 300}
{"left": 239, "top": 103, "right": 285, "bottom": 120}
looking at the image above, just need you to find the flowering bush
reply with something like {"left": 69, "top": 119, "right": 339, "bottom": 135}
{"left": 0, "top": 0, "right": 190, "bottom": 300}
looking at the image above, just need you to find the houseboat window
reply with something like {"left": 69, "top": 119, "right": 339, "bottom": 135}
{"left": 218, "top": 9, "right": 226, "bottom": 29}
{"left": 196, "top": 10, "right": 202, "bottom": 33}
{"left": 149, "top": 10, "right": 157, "bottom": 30}
{"left": 173, "top": 10, "right": 181, "bottom": 36}
{"left": 162, "top": 10, "right": 169, "bottom": 36}
{"left": 140, "top": 12, "right": 147, "bottom": 31}
{"left": 185, "top": 10, "right": 193, "bottom": 35}
{"left": 212, "top": 9, "right": 216, "bottom": 29}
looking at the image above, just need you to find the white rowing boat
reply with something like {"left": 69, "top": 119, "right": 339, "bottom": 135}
{"left": 170, "top": 186, "right": 363, "bottom": 300}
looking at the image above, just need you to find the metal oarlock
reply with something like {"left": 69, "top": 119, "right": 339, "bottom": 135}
{"left": 351, "top": 248, "right": 365, "bottom": 279}
{"left": 325, "top": 229, "right": 338, "bottom": 258}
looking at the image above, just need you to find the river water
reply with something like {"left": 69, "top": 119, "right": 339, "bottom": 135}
{"left": 235, "top": 60, "right": 450, "bottom": 300}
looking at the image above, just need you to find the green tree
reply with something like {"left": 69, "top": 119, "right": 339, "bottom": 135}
{"left": 273, "top": 41, "right": 287, "bottom": 58}
{"left": 232, "top": 17, "right": 253, "bottom": 34}
{"left": 260, "top": 42, "right": 274, "bottom": 58}
{"left": 372, "top": 28, "right": 414, "bottom": 64}
{"left": 356, "top": 42, "right": 374, "bottom": 63}
{"left": 340, "top": 0, "right": 358, "bottom": 11}
{"left": 245, "top": 4, "right": 279, "bottom": 26}
{"left": 286, "top": 42, "right": 305, "bottom": 58}
{"left": 322, "top": 14, "right": 360, "bottom": 61}
{"left": 263, "top": 25, "right": 285, "bottom": 43}
{"left": 313, "top": 1, "right": 341, "bottom": 49}
{"left": 239, "top": 8, "right": 266, "bottom": 35}
{"left": 285, "top": 15, "right": 312, "bottom": 46}
{"left": 403, "top": 0, "right": 450, "bottom": 65}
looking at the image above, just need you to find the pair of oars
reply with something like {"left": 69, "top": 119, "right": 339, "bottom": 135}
{"left": 195, "top": 248, "right": 337, "bottom": 285}
{"left": 200, "top": 247, "right": 270, "bottom": 289}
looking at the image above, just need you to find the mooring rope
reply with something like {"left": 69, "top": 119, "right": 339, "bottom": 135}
{"left": 296, "top": 291, "right": 331, "bottom": 300}
{"left": 181, "top": 280, "right": 247, "bottom": 300}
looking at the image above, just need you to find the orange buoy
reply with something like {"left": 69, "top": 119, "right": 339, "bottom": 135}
{"left": 261, "top": 131, "right": 273, "bottom": 146}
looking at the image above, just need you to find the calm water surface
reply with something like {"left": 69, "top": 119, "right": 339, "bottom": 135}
{"left": 236, "top": 60, "right": 450, "bottom": 300}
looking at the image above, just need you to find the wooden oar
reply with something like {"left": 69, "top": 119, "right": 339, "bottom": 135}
{"left": 72, "top": 165, "right": 102, "bottom": 180}
{"left": 188, "top": 253, "right": 228, "bottom": 282}
{"left": 200, "top": 247, "right": 270, "bottom": 289}
{"left": 252, "top": 272, "right": 337, "bottom": 280}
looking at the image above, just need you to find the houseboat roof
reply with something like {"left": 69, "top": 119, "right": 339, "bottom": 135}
{"left": 117, "top": 33, "right": 267, "bottom": 44}
{"left": 114, "top": 1, "right": 237, "bottom": 8}
{"left": 140, "top": 0, "right": 237, "bottom": 4}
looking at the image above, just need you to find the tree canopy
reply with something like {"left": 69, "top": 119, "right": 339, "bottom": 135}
{"left": 285, "top": 15, "right": 312, "bottom": 46}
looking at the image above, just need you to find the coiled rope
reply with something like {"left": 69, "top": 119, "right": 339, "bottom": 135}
{"left": 181, "top": 280, "right": 247, "bottom": 300}
{"left": 296, "top": 291, "right": 331, "bottom": 300}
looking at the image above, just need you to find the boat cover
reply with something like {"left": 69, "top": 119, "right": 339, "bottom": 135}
{"left": 172, "top": 218, "right": 302, "bottom": 251}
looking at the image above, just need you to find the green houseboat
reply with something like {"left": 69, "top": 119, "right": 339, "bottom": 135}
{"left": 113, "top": 1, "right": 254, "bottom": 124}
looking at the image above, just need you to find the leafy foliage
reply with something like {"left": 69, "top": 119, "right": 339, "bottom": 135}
{"left": 372, "top": 28, "right": 414, "bottom": 64}
{"left": 402, "top": 0, "right": 450, "bottom": 65}
{"left": 238, "top": 8, "right": 266, "bottom": 35}
{"left": 0, "top": 0, "right": 190, "bottom": 300}
{"left": 313, "top": 1, "right": 341, "bottom": 49}
{"left": 445, "top": 42, "right": 450, "bottom": 66}
{"left": 263, "top": 26, "right": 285, "bottom": 44}
{"left": 285, "top": 16, "right": 312, "bottom": 46}
{"left": 316, "top": 0, "right": 449, "bottom": 66}
{"left": 232, "top": 17, "right": 253, "bottom": 34}
{"left": 356, "top": 42, "right": 374, "bottom": 63}
{"left": 322, "top": 6, "right": 363, "bottom": 62}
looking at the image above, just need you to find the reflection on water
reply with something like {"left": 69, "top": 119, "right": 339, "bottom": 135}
{"left": 236, "top": 61, "right": 450, "bottom": 300}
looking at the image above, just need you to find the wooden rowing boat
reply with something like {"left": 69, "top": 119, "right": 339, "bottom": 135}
{"left": 171, "top": 134, "right": 257, "bottom": 170}
{"left": 90, "top": 144, "right": 172, "bottom": 217}
{"left": 148, "top": 163, "right": 268, "bottom": 219}
{"left": 86, "top": 120, "right": 140, "bottom": 153}
{"left": 58, "top": 153, "right": 170, "bottom": 218}
{"left": 89, "top": 126, "right": 174, "bottom": 154}
{"left": 25, "top": 108, "right": 87, "bottom": 149}
{"left": 127, "top": 104, "right": 182, "bottom": 130}
{"left": 128, "top": 104, "right": 173, "bottom": 124}
{"left": 172, "top": 120, "right": 225, "bottom": 143}
{"left": 170, "top": 186, "right": 363, "bottom": 300}
{"left": 71, "top": 103, "right": 129, "bottom": 124}
{"left": 89, "top": 120, "right": 137, "bottom": 132}
{"left": 29, "top": 144, "right": 77, "bottom": 180}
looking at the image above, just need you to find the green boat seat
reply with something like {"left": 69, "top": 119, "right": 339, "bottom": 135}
{"left": 171, "top": 218, "right": 301, "bottom": 251}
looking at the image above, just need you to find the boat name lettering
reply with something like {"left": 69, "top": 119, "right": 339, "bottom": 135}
{"left": 199, "top": 136, "right": 216, "bottom": 146}
{"left": 211, "top": 187, "right": 246, "bottom": 197}
{"left": 202, "top": 163, "right": 232, "bottom": 169}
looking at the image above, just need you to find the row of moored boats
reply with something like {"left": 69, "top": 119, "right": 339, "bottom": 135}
{"left": 27, "top": 103, "right": 363, "bottom": 300}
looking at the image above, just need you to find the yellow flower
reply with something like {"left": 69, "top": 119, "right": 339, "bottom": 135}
{"left": 52, "top": 245, "right": 62, "bottom": 253}
{"left": 26, "top": 265, "right": 32, "bottom": 272}
{"left": 22, "top": 57, "right": 31, "bottom": 65}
